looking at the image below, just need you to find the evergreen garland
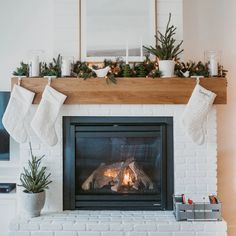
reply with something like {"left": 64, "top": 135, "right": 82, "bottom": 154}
{"left": 148, "top": 69, "right": 163, "bottom": 78}
{"left": 192, "top": 61, "right": 209, "bottom": 77}
{"left": 123, "top": 64, "right": 132, "bottom": 77}
{"left": 12, "top": 56, "right": 227, "bottom": 83}
{"left": 40, "top": 54, "right": 62, "bottom": 77}
{"left": 71, "top": 61, "right": 95, "bottom": 79}
{"left": 218, "top": 65, "right": 228, "bottom": 78}
{"left": 136, "top": 63, "right": 147, "bottom": 77}
{"left": 13, "top": 62, "right": 29, "bottom": 77}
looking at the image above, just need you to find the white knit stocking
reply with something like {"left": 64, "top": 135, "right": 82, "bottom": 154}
{"left": 31, "top": 85, "right": 67, "bottom": 146}
{"left": 182, "top": 84, "right": 216, "bottom": 145}
{"left": 2, "top": 85, "right": 35, "bottom": 143}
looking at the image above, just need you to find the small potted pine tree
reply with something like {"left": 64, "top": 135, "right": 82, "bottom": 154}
{"left": 19, "top": 144, "right": 52, "bottom": 218}
{"left": 144, "top": 13, "right": 183, "bottom": 77}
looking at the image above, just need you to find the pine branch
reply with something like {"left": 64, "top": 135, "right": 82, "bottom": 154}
{"left": 18, "top": 144, "right": 52, "bottom": 193}
{"left": 144, "top": 13, "right": 183, "bottom": 60}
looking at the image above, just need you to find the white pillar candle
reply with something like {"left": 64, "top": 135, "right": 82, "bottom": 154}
{"left": 209, "top": 55, "right": 218, "bottom": 76}
{"left": 30, "top": 55, "right": 39, "bottom": 77}
{"left": 61, "top": 59, "right": 71, "bottom": 77}
{"left": 140, "top": 38, "right": 143, "bottom": 62}
{"left": 125, "top": 41, "right": 129, "bottom": 64}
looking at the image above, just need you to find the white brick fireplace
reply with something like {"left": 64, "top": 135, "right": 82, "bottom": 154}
{"left": 9, "top": 104, "right": 227, "bottom": 235}
{"left": 21, "top": 104, "right": 217, "bottom": 212}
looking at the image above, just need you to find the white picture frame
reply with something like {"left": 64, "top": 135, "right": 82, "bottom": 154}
{"left": 79, "top": 0, "right": 157, "bottom": 62}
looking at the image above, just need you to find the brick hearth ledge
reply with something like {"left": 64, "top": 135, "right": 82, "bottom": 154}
{"left": 9, "top": 211, "right": 227, "bottom": 236}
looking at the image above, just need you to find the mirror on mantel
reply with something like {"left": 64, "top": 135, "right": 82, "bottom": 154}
{"left": 80, "top": 0, "right": 157, "bottom": 62}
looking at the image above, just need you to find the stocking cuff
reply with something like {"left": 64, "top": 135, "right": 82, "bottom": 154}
{"left": 12, "top": 85, "right": 35, "bottom": 104}
{"left": 43, "top": 85, "right": 67, "bottom": 106}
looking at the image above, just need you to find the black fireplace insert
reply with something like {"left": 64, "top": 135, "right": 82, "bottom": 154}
{"left": 63, "top": 117, "right": 174, "bottom": 210}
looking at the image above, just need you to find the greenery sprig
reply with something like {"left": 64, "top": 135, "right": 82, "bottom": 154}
{"left": 175, "top": 61, "right": 209, "bottom": 77}
{"left": 19, "top": 143, "right": 52, "bottom": 193}
{"left": 71, "top": 61, "right": 95, "bottom": 79}
{"left": 40, "top": 54, "right": 62, "bottom": 77}
{"left": 13, "top": 62, "right": 29, "bottom": 77}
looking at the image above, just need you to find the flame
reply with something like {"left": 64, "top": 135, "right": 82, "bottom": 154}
{"left": 104, "top": 169, "right": 118, "bottom": 178}
{"left": 104, "top": 168, "right": 134, "bottom": 186}
{"left": 123, "top": 172, "right": 131, "bottom": 185}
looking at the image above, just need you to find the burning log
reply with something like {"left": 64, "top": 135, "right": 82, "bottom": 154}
{"left": 81, "top": 163, "right": 106, "bottom": 190}
{"left": 111, "top": 158, "right": 134, "bottom": 192}
{"left": 82, "top": 162, "right": 123, "bottom": 190}
{"left": 81, "top": 158, "right": 154, "bottom": 192}
{"left": 129, "top": 161, "right": 154, "bottom": 190}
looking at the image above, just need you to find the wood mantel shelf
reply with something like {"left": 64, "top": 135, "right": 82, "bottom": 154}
{"left": 11, "top": 77, "right": 227, "bottom": 104}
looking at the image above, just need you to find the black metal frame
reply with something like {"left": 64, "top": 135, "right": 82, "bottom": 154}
{"left": 63, "top": 116, "right": 174, "bottom": 210}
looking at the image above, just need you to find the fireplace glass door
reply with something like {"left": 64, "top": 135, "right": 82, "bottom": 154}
{"left": 63, "top": 117, "right": 173, "bottom": 210}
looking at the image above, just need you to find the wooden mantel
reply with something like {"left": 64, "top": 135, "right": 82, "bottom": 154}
{"left": 11, "top": 77, "right": 227, "bottom": 104}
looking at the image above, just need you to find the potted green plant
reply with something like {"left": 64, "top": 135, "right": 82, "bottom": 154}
{"left": 144, "top": 13, "right": 183, "bottom": 77}
{"left": 19, "top": 144, "right": 52, "bottom": 218}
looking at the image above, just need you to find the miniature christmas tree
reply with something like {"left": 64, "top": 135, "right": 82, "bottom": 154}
{"left": 123, "top": 64, "right": 132, "bottom": 77}
{"left": 143, "top": 13, "right": 183, "bottom": 60}
{"left": 137, "top": 63, "right": 147, "bottom": 77}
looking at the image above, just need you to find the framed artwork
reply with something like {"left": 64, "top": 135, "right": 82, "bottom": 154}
{"left": 79, "top": 0, "right": 157, "bottom": 62}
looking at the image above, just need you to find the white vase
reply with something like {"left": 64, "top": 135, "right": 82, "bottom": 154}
{"left": 20, "top": 191, "right": 46, "bottom": 218}
{"left": 159, "top": 60, "right": 175, "bottom": 77}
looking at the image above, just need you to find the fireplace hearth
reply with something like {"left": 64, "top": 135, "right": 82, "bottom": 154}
{"left": 63, "top": 117, "right": 174, "bottom": 210}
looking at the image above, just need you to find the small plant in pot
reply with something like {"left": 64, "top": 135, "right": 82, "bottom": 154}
{"left": 144, "top": 13, "right": 183, "bottom": 77}
{"left": 19, "top": 144, "right": 52, "bottom": 218}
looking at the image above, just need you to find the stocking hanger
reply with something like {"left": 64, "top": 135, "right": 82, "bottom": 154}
{"left": 46, "top": 76, "right": 53, "bottom": 86}
{"left": 17, "top": 77, "right": 22, "bottom": 86}
{"left": 191, "top": 76, "right": 204, "bottom": 84}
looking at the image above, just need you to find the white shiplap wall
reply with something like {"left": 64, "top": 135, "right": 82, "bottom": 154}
{"left": 53, "top": 0, "right": 183, "bottom": 59}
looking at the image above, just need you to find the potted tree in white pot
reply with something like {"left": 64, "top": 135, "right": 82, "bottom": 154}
{"left": 144, "top": 13, "right": 183, "bottom": 77}
{"left": 19, "top": 144, "right": 52, "bottom": 218}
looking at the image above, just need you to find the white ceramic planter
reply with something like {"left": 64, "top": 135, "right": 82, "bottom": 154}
{"left": 159, "top": 60, "right": 175, "bottom": 77}
{"left": 21, "top": 191, "right": 46, "bottom": 218}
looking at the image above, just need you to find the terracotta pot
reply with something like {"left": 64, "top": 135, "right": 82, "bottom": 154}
{"left": 21, "top": 190, "right": 45, "bottom": 218}
{"left": 159, "top": 60, "right": 175, "bottom": 77}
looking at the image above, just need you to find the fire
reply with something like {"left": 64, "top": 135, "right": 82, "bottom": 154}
{"left": 104, "top": 169, "right": 118, "bottom": 178}
{"left": 122, "top": 168, "right": 134, "bottom": 186}
{"left": 122, "top": 172, "right": 131, "bottom": 185}
{"left": 103, "top": 167, "right": 134, "bottom": 187}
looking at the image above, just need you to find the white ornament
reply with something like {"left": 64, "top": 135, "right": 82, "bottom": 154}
{"left": 91, "top": 66, "right": 110, "bottom": 78}
{"left": 180, "top": 70, "right": 190, "bottom": 77}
